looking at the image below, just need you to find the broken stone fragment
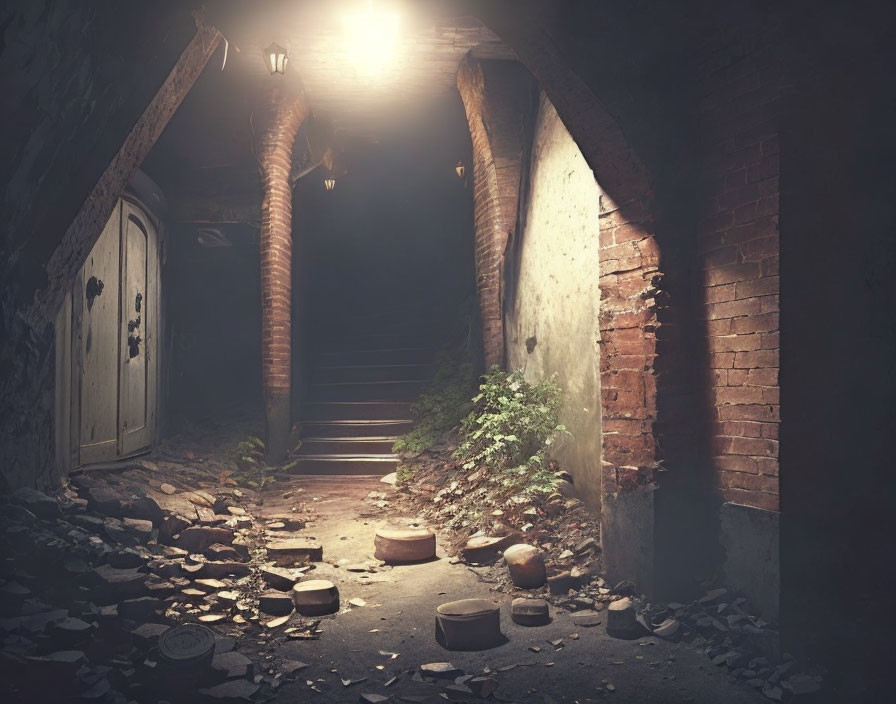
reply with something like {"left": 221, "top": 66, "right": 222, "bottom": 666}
{"left": 279, "top": 659, "right": 308, "bottom": 675}
{"left": 503, "top": 544, "right": 547, "bottom": 588}
{"left": 259, "top": 591, "right": 295, "bottom": 616}
{"left": 511, "top": 598, "right": 551, "bottom": 626}
{"left": 118, "top": 597, "right": 164, "bottom": 621}
{"left": 160, "top": 483, "right": 177, "bottom": 495}
{"left": 25, "top": 650, "right": 87, "bottom": 677}
{"left": 199, "top": 679, "right": 259, "bottom": 701}
{"left": 147, "top": 558, "right": 183, "bottom": 578}
{"left": 360, "top": 694, "right": 390, "bottom": 703}
{"left": 419, "top": 662, "right": 463, "bottom": 679}
{"left": 174, "top": 526, "right": 235, "bottom": 553}
{"left": 159, "top": 514, "right": 192, "bottom": 543}
{"left": 266, "top": 539, "right": 323, "bottom": 565}
{"left": 131, "top": 623, "right": 170, "bottom": 649}
{"left": 82, "top": 484, "right": 129, "bottom": 517}
{"left": 547, "top": 571, "right": 578, "bottom": 595}
{"left": 230, "top": 536, "right": 251, "bottom": 560}
{"left": 52, "top": 617, "right": 94, "bottom": 646}
{"left": 575, "top": 537, "right": 599, "bottom": 554}
{"left": 91, "top": 565, "right": 148, "bottom": 601}
{"left": 606, "top": 597, "right": 644, "bottom": 639}
{"left": 469, "top": 676, "right": 498, "bottom": 698}
{"left": 292, "top": 580, "right": 339, "bottom": 616}
{"left": 129, "top": 494, "right": 164, "bottom": 524}
{"left": 197, "top": 561, "right": 251, "bottom": 579}
{"left": 108, "top": 547, "right": 147, "bottom": 569}
{"left": 199, "top": 614, "right": 227, "bottom": 623}
{"left": 264, "top": 514, "right": 306, "bottom": 531}
{"left": 121, "top": 517, "right": 154, "bottom": 541}
{"left": 261, "top": 566, "right": 298, "bottom": 591}
{"left": 652, "top": 618, "right": 680, "bottom": 638}
{"left": 571, "top": 612, "right": 603, "bottom": 628}
{"left": 194, "top": 578, "right": 228, "bottom": 592}
{"left": 11, "top": 487, "right": 61, "bottom": 519}
{"left": 435, "top": 598, "right": 502, "bottom": 651}
{"left": 211, "top": 650, "right": 253, "bottom": 679}
{"left": 460, "top": 532, "right": 522, "bottom": 564}
{"left": 146, "top": 579, "right": 176, "bottom": 599}
{"left": 374, "top": 528, "right": 436, "bottom": 564}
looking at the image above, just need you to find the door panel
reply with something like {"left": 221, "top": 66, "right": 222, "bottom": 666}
{"left": 77, "top": 203, "right": 122, "bottom": 465}
{"left": 119, "top": 202, "right": 157, "bottom": 455}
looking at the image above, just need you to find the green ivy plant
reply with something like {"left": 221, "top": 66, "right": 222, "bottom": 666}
{"left": 393, "top": 348, "right": 478, "bottom": 455}
{"left": 454, "top": 367, "right": 566, "bottom": 495}
{"left": 232, "top": 435, "right": 299, "bottom": 488}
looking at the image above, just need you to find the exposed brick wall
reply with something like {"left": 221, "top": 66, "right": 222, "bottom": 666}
{"left": 256, "top": 81, "right": 308, "bottom": 461}
{"left": 597, "top": 190, "right": 662, "bottom": 495}
{"left": 458, "top": 49, "right": 667, "bottom": 505}
{"left": 481, "top": 27, "right": 667, "bottom": 500}
{"left": 694, "top": 14, "right": 786, "bottom": 512}
{"left": 456, "top": 57, "right": 531, "bottom": 368}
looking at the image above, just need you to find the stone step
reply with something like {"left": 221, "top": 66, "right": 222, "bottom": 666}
{"left": 293, "top": 455, "right": 399, "bottom": 475}
{"left": 315, "top": 363, "right": 435, "bottom": 384}
{"left": 298, "top": 437, "right": 397, "bottom": 454}
{"left": 299, "top": 420, "right": 414, "bottom": 438}
{"left": 317, "top": 333, "right": 437, "bottom": 352}
{"left": 318, "top": 347, "right": 434, "bottom": 366}
{"left": 309, "top": 379, "right": 427, "bottom": 402}
{"left": 303, "top": 401, "right": 411, "bottom": 421}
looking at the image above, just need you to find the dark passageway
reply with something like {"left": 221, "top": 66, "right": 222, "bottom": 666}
{"left": 1, "top": 1, "right": 894, "bottom": 703}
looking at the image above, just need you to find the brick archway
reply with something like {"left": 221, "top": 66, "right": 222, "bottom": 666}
{"left": 456, "top": 47, "right": 669, "bottom": 594}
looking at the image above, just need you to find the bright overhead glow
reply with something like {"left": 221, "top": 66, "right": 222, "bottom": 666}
{"left": 343, "top": 2, "right": 401, "bottom": 81}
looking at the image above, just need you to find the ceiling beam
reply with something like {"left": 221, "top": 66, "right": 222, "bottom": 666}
{"left": 39, "top": 21, "right": 223, "bottom": 317}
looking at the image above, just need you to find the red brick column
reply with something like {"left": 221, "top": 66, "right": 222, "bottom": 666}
{"left": 457, "top": 57, "right": 530, "bottom": 368}
{"left": 597, "top": 192, "right": 661, "bottom": 495}
{"left": 257, "top": 83, "right": 308, "bottom": 463}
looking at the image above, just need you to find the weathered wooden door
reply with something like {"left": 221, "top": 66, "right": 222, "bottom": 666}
{"left": 74, "top": 203, "right": 122, "bottom": 464}
{"left": 119, "top": 201, "right": 158, "bottom": 455}
{"left": 72, "top": 198, "right": 159, "bottom": 464}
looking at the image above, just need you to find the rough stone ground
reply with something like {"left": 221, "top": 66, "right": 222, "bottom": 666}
{"left": 255, "top": 475, "right": 766, "bottom": 704}
{"left": 0, "top": 417, "right": 781, "bottom": 703}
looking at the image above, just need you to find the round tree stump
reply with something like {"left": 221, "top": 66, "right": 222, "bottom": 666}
{"left": 435, "top": 598, "right": 503, "bottom": 650}
{"left": 374, "top": 528, "right": 436, "bottom": 564}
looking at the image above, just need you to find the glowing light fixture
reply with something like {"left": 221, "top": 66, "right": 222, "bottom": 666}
{"left": 343, "top": 2, "right": 401, "bottom": 80}
{"left": 264, "top": 42, "right": 288, "bottom": 74}
{"left": 324, "top": 178, "right": 336, "bottom": 191}
{"left": 455, "top": 160, "right": 465, "bottom": 179}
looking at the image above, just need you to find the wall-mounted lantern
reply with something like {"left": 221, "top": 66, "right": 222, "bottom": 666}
{"left": 264, "top": 42, "right": 289, "bottom": 74}
{"left": 324, "top": 178, "right": 336, "bottom": 191}
{"left": 455, "top": 160, "right": 465, "bottom": 179}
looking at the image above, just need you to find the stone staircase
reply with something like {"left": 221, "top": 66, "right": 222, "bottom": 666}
{"left": 295, "top": 324, "right": 435, "bottom": 475}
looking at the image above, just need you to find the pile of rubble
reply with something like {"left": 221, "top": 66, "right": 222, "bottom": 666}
{"left": 395, "top": 444, "right": 602, "bottom": 591}
{"left": 0, "top": 467, "right": 325, "bottom": 703}
{"left": 394, "top": 447, "right": 823, "bottom": 701}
